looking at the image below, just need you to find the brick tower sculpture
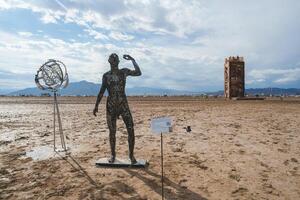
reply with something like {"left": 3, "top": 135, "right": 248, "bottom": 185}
{"left": 224, "top": 56, "right": 245, "bottom": 98}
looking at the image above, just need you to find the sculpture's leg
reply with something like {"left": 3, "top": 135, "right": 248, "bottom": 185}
{"left": 106, "top": 113, "right": 117, "bottom": 163}
{"left": 121, "top": 109, "right": 136, "bottom": 164}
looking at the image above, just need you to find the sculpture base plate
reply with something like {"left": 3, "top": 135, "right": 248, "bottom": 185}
{"left": 95, "top": 158, "right": 149, "bottom": 168}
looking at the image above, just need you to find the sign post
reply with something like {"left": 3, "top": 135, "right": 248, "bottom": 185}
{"left": 160, "top": 132, "right": 164, "bottom": 199}
{"left": 151, "top": 117, "right": 172, "bottom": 200}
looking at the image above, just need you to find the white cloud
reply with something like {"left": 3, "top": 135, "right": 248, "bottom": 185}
{"left": 1, "top": 0, "right": 300, "bottom": 90}
{"left": 0, "top": 31, "right": 107, "bottom": 87}
{"left": 84, "top": 29, "right": 109, "bottom": 40}
{"left": 109, "top": 31, "right": 134, "bottom": 41}
{"left": 0, "top": 0, "right": 11, "bottom": 9}
{"left": 40, "top": 12, "right": 58, "bottom": 24}
{"left": 248, "top": 68, "right": 300, "bottom": 85}
{"left": 18, "top": 31, "right": 33, "bottom": 37}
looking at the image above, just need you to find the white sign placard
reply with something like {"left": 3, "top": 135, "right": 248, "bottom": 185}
{"left": 151, "top": 117, "right": 172, "bottom": 134}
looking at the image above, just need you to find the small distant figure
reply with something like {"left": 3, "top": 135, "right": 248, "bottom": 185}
{"left": 184, "top": 126, "right": 192, "bottom": 133}
{"left": 93, "top": 53, "right": 142, "bottom": 164}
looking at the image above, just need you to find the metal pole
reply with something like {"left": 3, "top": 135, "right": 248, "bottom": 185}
{"left": 54, "top": 92, "right": 67, "bottom": 151}
{"left": 161, "top": 132, "right": 164, "bottom": 200}
{"left": 53, "top": 92, "right": 56, "bottom": 151}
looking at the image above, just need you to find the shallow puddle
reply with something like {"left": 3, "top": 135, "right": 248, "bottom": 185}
{"left": 25, "top": 146, "right": 56, "bottom": 160}
{"left": 25, "top": 145, "right": 71, "bottom": 160}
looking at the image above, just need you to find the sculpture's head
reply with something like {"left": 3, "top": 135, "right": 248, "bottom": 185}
{"left": 108, "top": 53, "right": 119, "bottom": 70}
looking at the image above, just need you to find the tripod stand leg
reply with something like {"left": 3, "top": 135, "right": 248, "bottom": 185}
{"left": 53, "top": 93, "right": 56, "bottom": 151}
{"left": 54, "top": 92, "right": 67, "bottom": 151}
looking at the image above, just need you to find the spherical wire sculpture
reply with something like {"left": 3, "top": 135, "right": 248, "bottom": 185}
{"left": 35, "top": 59, "right": 69, "bottom": 152}
{"left": 35, "top": 59, "right": 69, "bottom": 91}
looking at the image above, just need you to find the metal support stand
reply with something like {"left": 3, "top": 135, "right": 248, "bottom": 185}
{"left": 161, "top": 132, "right": 164, "bottom": 200}
{"left": 53, "top": 92, "right": 67, "bottom": 151}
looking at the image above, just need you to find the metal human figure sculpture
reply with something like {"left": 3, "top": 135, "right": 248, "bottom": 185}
{"left": 93, "top": 53, "right": 141, "bottom": 164}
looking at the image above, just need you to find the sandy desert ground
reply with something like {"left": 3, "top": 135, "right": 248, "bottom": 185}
{"left": 0, "top": 96, "right": 299, "bottom": 200}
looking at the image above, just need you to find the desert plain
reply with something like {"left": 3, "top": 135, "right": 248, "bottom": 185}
{"left": 0, "top": 96, "right": 299, "bottom": 200}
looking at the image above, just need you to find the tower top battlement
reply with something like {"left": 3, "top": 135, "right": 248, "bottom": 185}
{"left": 225, "top": 56, "right": 244, "bottom": 62}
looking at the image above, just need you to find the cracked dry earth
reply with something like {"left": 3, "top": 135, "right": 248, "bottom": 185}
{"left": 0, "top": 96, "right": 299, "bottom": 200}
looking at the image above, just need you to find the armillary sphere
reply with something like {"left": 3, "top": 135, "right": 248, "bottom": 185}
{"left": 35, "top": 59, "right": 69, "bottom": 91}
{"left": 34, "top": 59, "right": 69, "bottom": 152}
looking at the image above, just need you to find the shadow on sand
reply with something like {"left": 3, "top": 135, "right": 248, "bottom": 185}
{"left": 124, "top": 168, "right": 208, "bottom": 200}
{"left": 55, "top": 152, "right": 100, "bottom": 188}
{"left": 55, "top": 152, "right": 206, "bottom": 199}
{"left": 55, "top": 152, "right": 144, "bottom": 199}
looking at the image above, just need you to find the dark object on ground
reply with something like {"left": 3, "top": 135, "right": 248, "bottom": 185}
{"left": 184, "top": 126, "right": 192, "bottom": 132}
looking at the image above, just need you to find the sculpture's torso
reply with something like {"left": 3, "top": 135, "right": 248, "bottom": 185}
{"left": 104, "top": 69, "right": 129, "bottom": 114}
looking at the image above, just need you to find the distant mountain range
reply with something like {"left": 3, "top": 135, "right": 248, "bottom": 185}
{"left": 0, "top": 88, "right": 16, "bottom": 94}
{"left": 4, "top": 80, "right": 300, "bottom": 96}
{"left": 6, "top": 80, "right": 198, "bottom": 96}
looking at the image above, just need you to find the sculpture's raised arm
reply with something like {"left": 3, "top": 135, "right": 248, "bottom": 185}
{"left": 123, "top": 54, "right": 141, "bottom": 76}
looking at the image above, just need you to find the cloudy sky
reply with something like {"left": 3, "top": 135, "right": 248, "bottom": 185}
{"left": 0, "top": 0, "right": 299, "bottom": 91}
